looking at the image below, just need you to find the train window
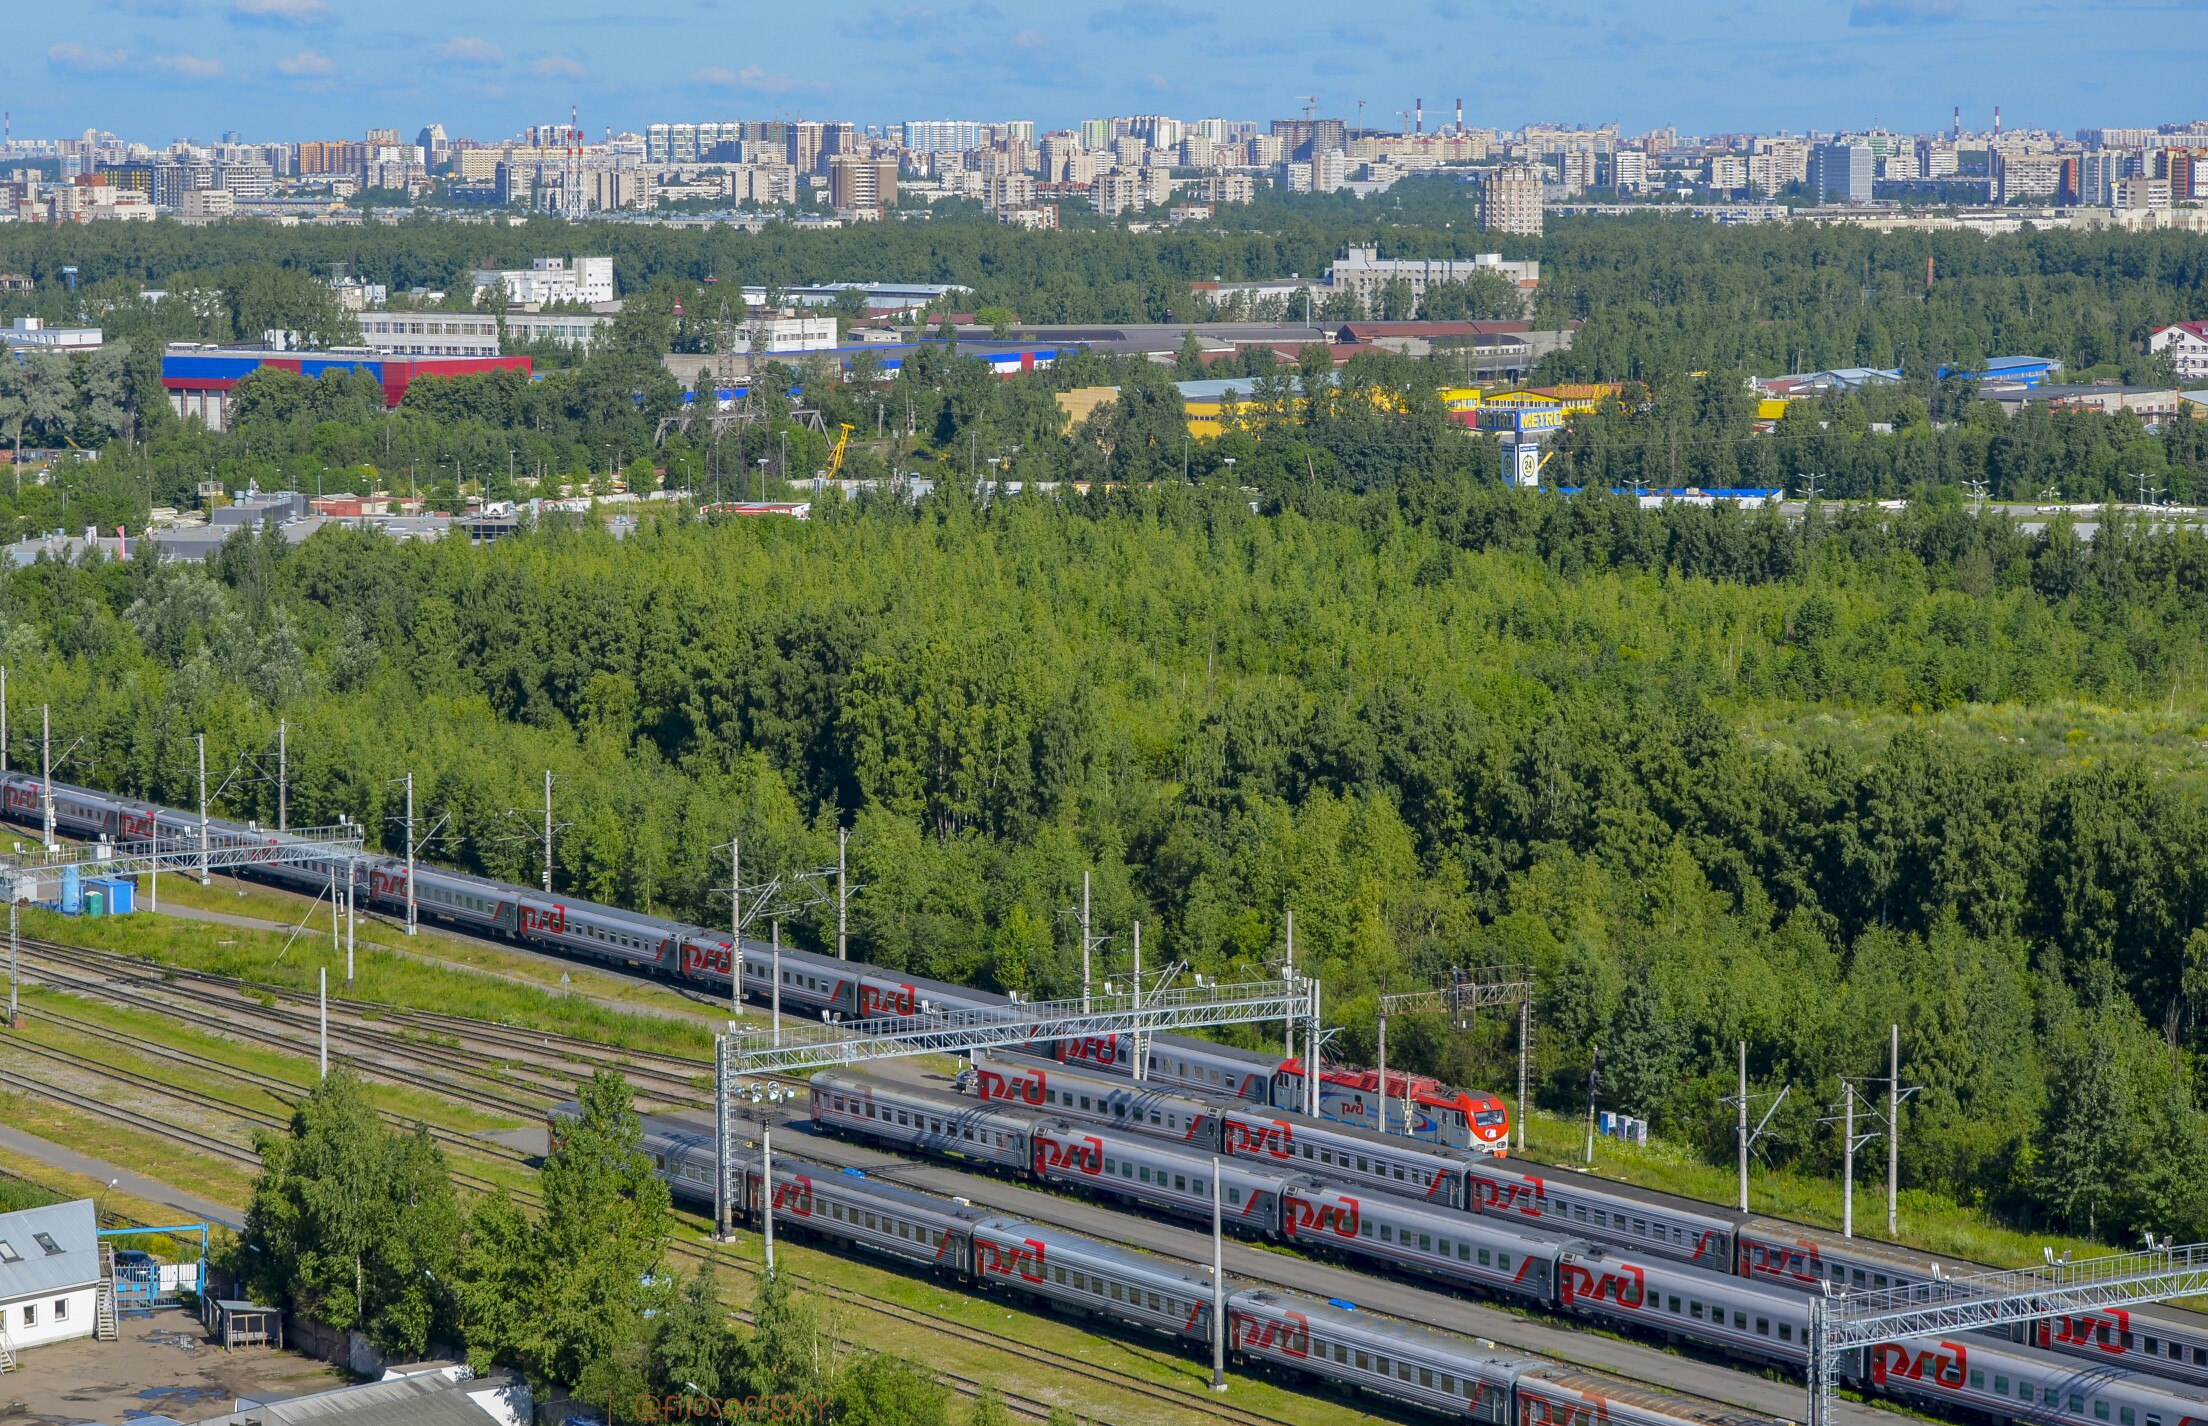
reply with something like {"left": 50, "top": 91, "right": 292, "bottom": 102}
{"left": 1072, "top": 1272, "right": 1086, "bottom": 1291}
{"left": 1498, "top": 1253, "right": 1511, "bottom": 1271}
{"left": 1690, "top": 1301, "right": 1703, "bottom": 1319}
{"left": 1228, "top": 1188, "right": 1243, "bottom": 1205}
{"left": 2094, "top": 1402, "right": 2110, "bottom": 1421}
{"left": 1080, "top": 1096, "right": 1092, "bottom": 1110}
{"left": 1333, "top": 1343, "right": 1348, "bottom": 1364}
{"left": 1969, "top": 1370, "right": 1984, "bottom": 1388}
{"left": 1380, "top": 1225, "right": 1393, "bottom": 1243}
{"left": 1419, "top": 1234, "right": 1431, "bottom": 1252}
{"left": 1994, "top": 1376, "right": 2008, "bottom": 1394}
{"left": 2070, "top": 1395, "right": 2085, "bottom": 1414}
{"left": 1750, "top": 1317, "right": 1765, "bottom": 1334}
{"left": 1668, "top": 1296, "right": 1680, "bottom": 1314}
{"left": 1478, "top": 1248, "right": 1491, "bottom": 1266}
{"left": 1574, "top": 1205, "right": 1588, "bottom": 1222}
{"left": 1779, "top": 1323, "right": 1792, "bottom": 1342}
{"left": 1734, "top": 1312, "right": 1747, "bottom": 1329}
{"left": 1633, "top": 1217, "right": 1646, "bottom": 1235}
{"left": 1458, "top": 1244, "right": 1470, "bottom": 1261}
{"left": 2120, "top": 1410, "right": 2134, "bottom": 1426}
{"left": 1110, "top": 1284, "right": 1123, "bottom": 1302}
{"left": 1121, "top": 1162, "right": 1134, "bottom": 1179}
{"left": 1174, "top": 1175, "right": 1186, "bottom": 1192}
{"left": 2044, "top": 1388, "right": 2060, "bottom": 1406}
{"left": 1357, "top": 1156, "right": 1370, "bottom": 1173}
{"left": 1420, "top": 1369, "right": 1434, "bottom": 1388}
{"left": 2146, "top": 1415, "right": 2162, "bottom": 1426}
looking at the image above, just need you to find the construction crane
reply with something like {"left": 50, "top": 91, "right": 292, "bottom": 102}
{"left": 827, "top": 423, "right": 856, "bottom": 476}
{"left": 1297, "top": 95, "right": 1320, "bottom": 120}
{"left": 1355, "top": 99, "right": 1367, "bottom": 133}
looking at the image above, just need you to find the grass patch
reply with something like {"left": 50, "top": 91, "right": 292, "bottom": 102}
{"left": 0, "top": 1089, "right": 259, "bottom": 1206}
{"left": 150, "top": 870, "right": 736, "bottom": 1029}
{"left": 26, "top": 905, "right": 723, "bottom": 1061}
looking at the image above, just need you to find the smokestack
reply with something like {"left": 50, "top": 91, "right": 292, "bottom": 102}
{"left": 1994, "top": 105, "right": 2001, "bottom": 136}
{"left": 1456, "top": 98, "right": 1464, "bottom": 135}
{"left": 1953, "top": 105, "right": 1960, "bottom": 143}
{"left": 1415, "top": 98, "right": 1423, "bottom": 134}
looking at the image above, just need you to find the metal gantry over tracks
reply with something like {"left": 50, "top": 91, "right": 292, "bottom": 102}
{"left": 713, "top": 974, "right": 1322, "bottom": 1238}
{"left": 1805, "top": 1241, "right": 2208, "bottom": 1426}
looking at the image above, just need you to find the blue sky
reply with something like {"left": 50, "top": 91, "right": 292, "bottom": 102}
{"left": 16, "top": 0, "right": 2207, "bottom": 144}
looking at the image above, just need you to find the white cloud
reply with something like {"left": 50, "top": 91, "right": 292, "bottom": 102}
{"left": 435, "top": 36, "right": 504, "bottom": 66}
{"left": 275, "top": 49, "right": 334, "bottom": 76}
{"left": 47, "top": 42, "right": 132, "bottom": 72}
{"left": 156, "top": 52, "right": 226, "bottom": 79}
{"left": 528, "top": 55, "right": 587, "bottom": 79}
{"left": 691, "top": 62, "right": 814, "bottom": 92}
{"left": 230, "top": 0, "right": 332, "bottom": 25}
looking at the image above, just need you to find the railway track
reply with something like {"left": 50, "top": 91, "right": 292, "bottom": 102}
{"left": 0, "top": 1047, "right": 1310, "bottom": 1426}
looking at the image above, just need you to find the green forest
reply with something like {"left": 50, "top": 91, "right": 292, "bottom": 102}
{"left": 1, "top": 209, "right": 2206, "bottom": 1257}
{"left": 7, "top": 479, "right": 2208, "bottom": 1247}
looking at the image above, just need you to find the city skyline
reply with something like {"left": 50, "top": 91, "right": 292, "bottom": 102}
{"left": 16, "top": 0, "right": 2207, "bottom": 143}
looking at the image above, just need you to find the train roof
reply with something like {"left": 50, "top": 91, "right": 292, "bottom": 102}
{"left": 1513, "top": 1363, "right": 1781, "bottom": 1426}
{"left": 1486, "top": 1158, "right": 1742, "bottom": 1231}
{"left": 973, "top": 1218, "right": 1218, "bottom": 1293}
{"left": 1232, "top": 1290, "right": 1529, "bottom": 1381}
{"left": 798, "top": 1164, "right": 996, "bottom": 1227}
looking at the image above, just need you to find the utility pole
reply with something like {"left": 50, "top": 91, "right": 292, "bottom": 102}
{"left": 542, "top": 770, "right": 554, "bottom": 893}
{"left": 318, "top": 967, "right": 328, "bottom": 1079}
{"left": 345, "top": 863, "right": 354, "bottom": 985}
{"left": 741, "top": 843, "right": 750, "bottom": 1024}
{"left": 770, "top": 920, "right": 781, "bottom": 1048}
{"left": 1302, "top": 977, "right": 1321, "bottom": 1117}
{"left": 1282, "top": 907, "right": 1294, "bottom": 1061}
{"left": 40, "top": 705, "right": 54, "bottom": 850}
{"left": 7, "top": 899, "right": 18, "bottom": 1029}
{"left": 1516, "top": 996, "right": 1531, "bottom": 1153}
{"left": 1080, "top": 872, "right": 1093, "bottom": 1013}
{"left": 1842, "top": 1079, "right": 1856, "bottom": 1238}
{"left": 195, "top": 731, "right": 208, "bottom": 883}
{"left": 403, "top": 771, "right": 416, "bottom": 935}
{"left": 1739, "top": 1042, "right": 1750, "bottom": 1211}
{"left": 761, "top": 1123, "right": 776, "bottom": 1278}
{"left": 1130, "top": 920, "right": 1144, "bottom": 1081}
{"left": 1210, "top": 1154, "right": 1227, "bottom": 1392}
{"left": 277, "top": 719, "right": 287, "bottom": 832}
{"left": 836, "top": 825, "right": 847, "bottom": 960}
{"left": 2, "top": 665, "right": 10, "bottom": 774}
{"left": 1888, "top": 1023, "right": 1905, "bottom": 1236}
{"left": 1376, "top": 1012, "right": 1388, "bottom": 1136}
{"left": 1583, "top": 1047, "right": 1602, "bottom": 1165}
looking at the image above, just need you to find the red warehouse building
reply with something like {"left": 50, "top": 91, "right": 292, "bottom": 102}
{"left": 161, "top": 344, "right": 531, "bottom": 432}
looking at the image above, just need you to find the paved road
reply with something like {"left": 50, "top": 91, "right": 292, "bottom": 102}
{"left": 705, "top": 1104, "right": 1883, "bottom": 1426}
{"left": 0, "top": 1121, "right": 244, "bottom": 1229}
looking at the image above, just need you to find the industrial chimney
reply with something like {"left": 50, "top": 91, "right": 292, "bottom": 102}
{"left": 1415, "top": 98, "right": 1423, "bottom": 134}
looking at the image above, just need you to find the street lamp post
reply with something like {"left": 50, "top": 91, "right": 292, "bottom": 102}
{"left": 755, "top": 457, "right": 768, "bottom": 502}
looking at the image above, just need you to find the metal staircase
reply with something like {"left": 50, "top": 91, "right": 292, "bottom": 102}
{"left": 95, "top": 1242, "right": 118, "bottom": 1341}
{"left": 0, "top": 1324, "right": 16, "bottom": 1373}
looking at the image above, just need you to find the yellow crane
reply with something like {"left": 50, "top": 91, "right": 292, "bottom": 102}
{"left": 828, "top": 422, "right": 856, "bottom": 476}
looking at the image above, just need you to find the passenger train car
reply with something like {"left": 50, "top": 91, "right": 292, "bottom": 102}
{"left": 6, "top": 772, "right": 1506, "bottom": 1146}
{"left": 814, "top": 1070, "right": 2208, "bottom": 1422}
{"left": 585, "top": 1096, "right": 2208, "bottom": 1426}
{"left": 562, "top": 1101, "right": 1783, "bottom": 1426}
{"left": 965, "top": 1051, "right": 2208, "bottom": 1389}
{"left": 971, "top": 1049, "right": 1488, "bottom": 1208}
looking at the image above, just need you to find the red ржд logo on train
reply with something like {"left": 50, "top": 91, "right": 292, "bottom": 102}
{"left": 1559, "top": 1261, "right": 1646, "bottom": 1310}
{"left": 518, "top": 903, "right": 568, "bottom": 936}
{"left": 2035, "top": 1309, "right": 2129, "bottom": 1355}
{"left": 1470, "top": 1172, "right": 1545, "bottom": 1219}
{"left": 680, "top": 940, "right": 733, "bottom": 977}
{"left": 1063, "top": 1034, "right": 1121, "bottom": 1068}
{"left": 974, "top": 1237, "right": 1047, "bottom": 1283}
{"left": 1519, "top": 1389, "right": 1611, "bottom": 1426}
{"left": 1224, "top": 1118, "right": 1294, "bottom": 1160}
{"left": 1870, "top": 1341, "right": 1966, "bottom": 1389}
{"left": 771, "top": 1176, "right": 813, "bottom": 1218}
{"left": 859, "top": 983, "right": 917, "bottom": 1018}
{"left": 1740, "top": 1236, "right": 1823, "bottom": 1284}
{"left": 1230, "top": 1310, "right": 1311, "bottom": 1359}
{"left": 118, "top": 809, "right": 155, "bottom": 840}
{"left": 976, "top": 1068, "right": 1046, "bottom": 1106}
{"left": 1035, "top": 1133, "right": 1104, "bottom": 1176}
{"left": 1285, "top": 1193, "right": 1360, "bottom": 1240}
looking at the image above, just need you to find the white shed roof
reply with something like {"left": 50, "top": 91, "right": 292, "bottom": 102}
{"left": 0, "top": 1198, "right": 101, "bottom": 1300}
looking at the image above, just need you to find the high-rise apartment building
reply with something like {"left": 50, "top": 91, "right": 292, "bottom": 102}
{"left": 903, "top": 120, "right": 980, "bottom": 155}
{"left": 1480, "top": 166, "right": 1543, "bottom": 235}
{"left": 829, "top": 156, "right": 898, "bottom": 213}
{"left": 1808, "top": 143, "right": 1874, "bottom": 203}
{"left": 1993, "top": 150, "right": 2064, "bottom": 203}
